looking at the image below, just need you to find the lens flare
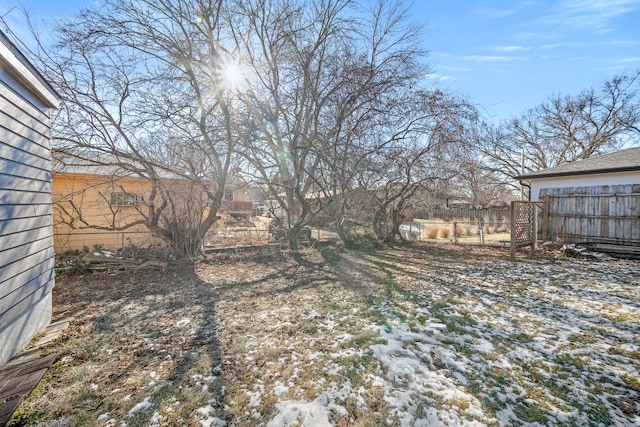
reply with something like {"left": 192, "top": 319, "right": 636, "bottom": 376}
{"left": 218, "top": 58, "right": 249, "bottom": 93}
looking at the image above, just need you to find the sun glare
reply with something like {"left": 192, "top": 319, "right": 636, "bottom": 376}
{"left": 218, "top": 58, "right": 250, "bottom": 94}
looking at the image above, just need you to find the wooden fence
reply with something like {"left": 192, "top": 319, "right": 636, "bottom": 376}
{"left": 539, "top": 185, "right": 640, "bottom": 245}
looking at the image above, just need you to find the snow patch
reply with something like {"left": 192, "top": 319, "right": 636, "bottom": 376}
{"left": 176, "top": 318, "right": 191, "bottom": 327}
{"left": 127, "top": 396, "right": 152, "bottom": 417}
{"left": 197, "top": 405, "right": 227, "bottom": 426}
{"left": 267, "top": 395, "right": 335, "bottom": 427}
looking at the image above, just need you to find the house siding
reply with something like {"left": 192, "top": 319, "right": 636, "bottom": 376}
{"left": 52, "top": 173, "right": 164, "bottom": 252}
{"left": 52, "top": 166, "right": 247, "bottom": 252}
{"left": 0, "top": 31, "right": 58, "bottom": 364}
{"left": 529, "top": 171, "right": 640, "bottom": 202}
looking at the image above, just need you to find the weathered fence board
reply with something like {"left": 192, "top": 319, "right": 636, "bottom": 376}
{"left": 540, "top": 185, "right": 640, "bottom": 245}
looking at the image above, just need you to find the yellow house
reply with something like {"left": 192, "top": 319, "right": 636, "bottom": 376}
{"left": 52, "top": 151, "right": 250, "bottom": 253}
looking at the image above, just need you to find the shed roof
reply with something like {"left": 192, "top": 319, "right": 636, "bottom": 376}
{"left": 0, "top": 30, "right": 60, "bottom": 108}
{"left": 516, "top": 147, "right": 640, "bottom": 180}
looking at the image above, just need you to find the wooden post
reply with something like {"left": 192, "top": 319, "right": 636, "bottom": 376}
{"left": 453, "top": 222, "right": 458, "bottom": 245}
{"left": 479, "top": 218, "right": 485, "bottom": 245}
{"left": 541, "top": 195, "right": 549, "bottom": 242}
{"left": 531, "top": 202, "right": 537, "bottom": 258}
{"left": 510, "top": 201, "right": 516, "bottom": 261}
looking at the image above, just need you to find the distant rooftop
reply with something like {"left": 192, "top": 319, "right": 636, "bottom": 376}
{"left": 52, "top": 149, "right": 248, "bottom": 188}
{"left": 52, "top": 149, "right": 181, "bottom": 180}
{"left": 516, "top": 147, "right": 640, "bottom": 180}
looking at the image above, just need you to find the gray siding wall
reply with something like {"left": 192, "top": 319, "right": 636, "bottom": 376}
{"left": 0, "top": 49, "right": 56, "bottom": 364}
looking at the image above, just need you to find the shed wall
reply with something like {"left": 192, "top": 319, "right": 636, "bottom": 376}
{"left": 0, "top": 38, "right": 56, "bottom": 364}
{"left": 530, "top": 171, "right": 639, "bottom": 202}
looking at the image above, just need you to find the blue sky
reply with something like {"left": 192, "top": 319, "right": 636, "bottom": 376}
{"left": 415, "top": 1, "right": 640, "bottom": 121}
{"left": 2, "top": 0, "right": 639, "bottom": 123}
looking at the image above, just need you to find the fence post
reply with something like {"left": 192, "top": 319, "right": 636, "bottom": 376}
{"left": 531, "top": 203, "right": 537, "bottom": 258}
{"left": 453, "top": 222, "right": 458, "bottom": 244}
{"left": 479, "top": 218, "right": 484, "bottom": 244}
{"left": 541, "top": 195, "right": 549, "bottom": 242}
{"left": 510, "top": 201, "right": 516, "bottom": 261}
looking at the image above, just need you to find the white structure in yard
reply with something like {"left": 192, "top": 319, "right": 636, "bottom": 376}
{"left": 517, "top": 148, "right": 640, "bottom": 245}
{"left": 0, "top": 30, "right": 60, "bottom": 364}
{"left": 518, "top": 148, "right": 640, "bottom": 202}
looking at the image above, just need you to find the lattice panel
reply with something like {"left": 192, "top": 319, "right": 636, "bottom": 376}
{"left": 512, "top": 202, "right": 535, "bottom": 245}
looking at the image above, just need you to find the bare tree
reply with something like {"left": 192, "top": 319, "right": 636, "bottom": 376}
{"left": 20, "top": 0, "right": 453, "bottom": 252}
{"left": 349, "top": 90, "right": 477, "bottom": 243}
{"left": 480, "top": 71, "right": 640, "bottom": 187}
{"left": 23, "top": 0, "right": 245, "bottom": 257}
{"left": 230, "top": 0, "right": 427, "bottom": 249}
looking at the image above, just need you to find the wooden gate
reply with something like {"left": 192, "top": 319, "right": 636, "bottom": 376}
{"left": 540, "top": 185, "right": 640, "bottom": 245}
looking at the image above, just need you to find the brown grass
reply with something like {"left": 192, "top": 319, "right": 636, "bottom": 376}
{"left": 426, "top": 228, "right": 439, "bottom": 239}
{"left": 11, "top": 243, "right": 638, "bottom": 426}
{"left": 439, "top": 227, "right": 450, "bottom": 239}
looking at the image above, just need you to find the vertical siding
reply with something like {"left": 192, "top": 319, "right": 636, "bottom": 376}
{"left": 0, "top": 49, "right": 56, "bottom": 363}
{"left": 540, "top": 185, "right": 640, "bottom": 245}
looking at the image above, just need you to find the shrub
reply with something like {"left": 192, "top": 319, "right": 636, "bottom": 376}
{"left": 345, "top": 227, "right": 381, "bottom": 251}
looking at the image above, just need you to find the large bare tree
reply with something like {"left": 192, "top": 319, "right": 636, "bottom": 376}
{"left": 21, "top": 0, "right": 475, "bottom": 252}
{"left": 480, "top": 71, "right": 640, "bottom": 188}
{"left": 348, "top": 89, "right": 478, "bottom": 243}
{"left": 24, "top": 0, "right": 245, "bottom": 257}
{"left": 229, "top": 0, "right": 427, "bottom": 249}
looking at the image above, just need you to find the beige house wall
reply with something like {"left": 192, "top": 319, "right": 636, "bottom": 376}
{"left": 53, "top": 172, "right": 247, "bottom": 252}
{"left": 52, "top": 173, "right": 161, "bottom": 252}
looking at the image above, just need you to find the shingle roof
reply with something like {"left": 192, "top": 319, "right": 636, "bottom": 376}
{"left": 516, "top": 147, "right": 640, "bottom": 180}
{"left": 52, "top": 149, "right": 182, "bottom": 180}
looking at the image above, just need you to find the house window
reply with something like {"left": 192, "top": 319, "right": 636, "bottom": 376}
{"left": 224, "top": 190, "right": 234, "bottom": 201}
{"left": 110, "top": 192, "right": 138, "bottom": 207}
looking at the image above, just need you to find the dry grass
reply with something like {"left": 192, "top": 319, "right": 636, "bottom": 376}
{"left": 9, "top": 243, "right": 640, "bottom": 426}
{"left": 425, "top": 227, "right": 439, "bottom": 239}
{"left": 10, "top": 262, "right": 224, "bottom": 427}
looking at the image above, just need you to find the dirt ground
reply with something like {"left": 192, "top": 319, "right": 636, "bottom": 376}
{"left": 8, "top": 242, "right": 640, "bottom": 426}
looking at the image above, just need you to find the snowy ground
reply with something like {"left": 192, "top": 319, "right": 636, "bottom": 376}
{"left": 12, "top": 244, "right": 640, "bottom": 426}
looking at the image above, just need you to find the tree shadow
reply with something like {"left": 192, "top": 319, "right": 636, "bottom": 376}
{"left": 33, "top": 264, "right": 225, "bottom": 426}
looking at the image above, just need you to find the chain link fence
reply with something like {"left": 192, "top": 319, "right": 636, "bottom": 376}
{"left": 54, "top": 213, "right": 514, "bottom": 257}
{"left": 54, "top": 224, "right": 336, "bottom": 256}
{"left": 54, "top": 230, "right": 165, "bottom": 255}
{"left": 399, "top": 219, "right": 511, "bottom": 246}
{"left": 204, "top": 226, "right": 271, "bottom": 248}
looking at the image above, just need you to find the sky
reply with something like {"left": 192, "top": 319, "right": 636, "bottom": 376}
{"left": 2, "top": 0, "right": 639, "bottom": 123}
{"left": 415, "top": 1, "right": 640, "bottom": 121}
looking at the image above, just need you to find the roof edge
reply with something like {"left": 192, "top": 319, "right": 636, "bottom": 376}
{"left": 0, "top": 30, "right": 60, "bottom": 108}
{"left": 516, "top": 165, "right": 640, "bottom": 181}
